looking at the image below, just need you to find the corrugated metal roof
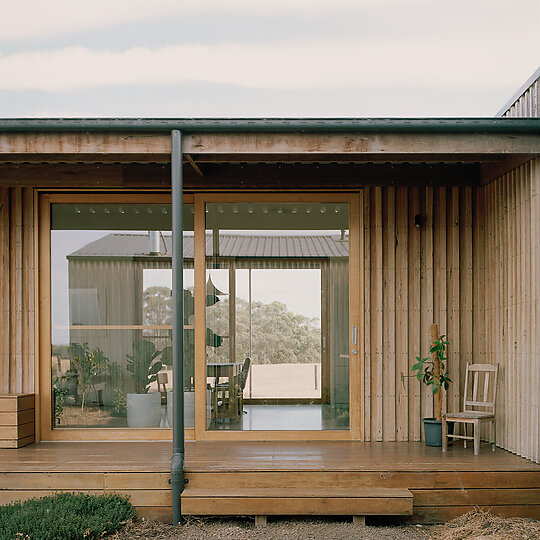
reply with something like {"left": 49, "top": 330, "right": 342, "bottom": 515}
{"left": 68, "top": 233, "right": 349, "bottom": 259}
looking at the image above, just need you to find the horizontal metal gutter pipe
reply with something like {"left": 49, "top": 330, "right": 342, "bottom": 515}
{"left": 0, "top": 118, "right": 539, "bottom": 134}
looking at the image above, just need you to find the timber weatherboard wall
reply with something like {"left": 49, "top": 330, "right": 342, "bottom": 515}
{"left": 0, "top": 187, "right": 35, "bottom": 395}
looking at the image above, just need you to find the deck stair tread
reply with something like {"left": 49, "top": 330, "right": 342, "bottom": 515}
{"left": 183, "top": 488, "right": 412, "bottom": 498}
{"left": 181, "top": 487, "right": 413, "bottom": 516}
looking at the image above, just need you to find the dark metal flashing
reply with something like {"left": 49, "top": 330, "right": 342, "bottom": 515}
{"left": 0, "top": 117, "right": 539, "bottom": 134}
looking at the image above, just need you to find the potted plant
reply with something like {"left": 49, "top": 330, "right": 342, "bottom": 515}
{"left": 411, "top": 324, "right": 453, "bottom": 446}
{"left": 125, "top": 339, "right": 164, "bottom": 427}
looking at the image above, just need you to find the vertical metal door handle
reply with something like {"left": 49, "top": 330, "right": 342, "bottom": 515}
{"left": 352, "top": 326, "right": 357, "bottom": 346}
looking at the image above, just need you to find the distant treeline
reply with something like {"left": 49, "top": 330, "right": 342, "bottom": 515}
{"left": 143, "top": 286, "right": 321, "bottom": 365}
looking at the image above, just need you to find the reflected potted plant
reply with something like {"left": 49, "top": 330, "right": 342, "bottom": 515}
{"left": 411, "top": 324, "right": 453, "bottom": 446}
{"left": 125, "top": 339, "right": 163, "bottom": 428}
{"left": 68, "top": 342, "right": 109, "bottom": 411}
{"left": 161, "top": 289, "right": 223, "bottom": 428}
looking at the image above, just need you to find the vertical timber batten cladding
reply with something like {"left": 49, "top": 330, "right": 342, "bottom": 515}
{"left": 0, "top": 187, "right": 35, "bottom": 395}
{"left": 481, "top": 159, "right": 539, "bottom": 463}
{"left": 362, "top": 186, "right": 476, "bottom": 443}
{"left": 488, "top": 73, "right": 540, "bottom": 463}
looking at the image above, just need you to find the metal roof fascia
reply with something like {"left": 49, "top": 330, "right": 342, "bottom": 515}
{"left": 0, "top": 118, "right": 539, "bottom": 133}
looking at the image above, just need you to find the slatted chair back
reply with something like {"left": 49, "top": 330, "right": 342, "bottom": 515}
{"left": 463, "top": 363, "right": 498, "bottom": 415}
{"left": 236, "top": 357, "right": 251, "bottom": 392}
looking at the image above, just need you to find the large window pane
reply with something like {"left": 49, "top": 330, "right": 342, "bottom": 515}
{"left": 205, "top": 202, "right": 349, "bottom": 431}
{"left": 51, "top": 203, "right": 194, "bottom": 429}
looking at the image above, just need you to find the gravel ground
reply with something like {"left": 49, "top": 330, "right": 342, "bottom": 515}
{"left": 110, "top": 511, "right": 540, "bottom": 540}
{"left": 110, "top": 516, "right": 429, "bottom": 540}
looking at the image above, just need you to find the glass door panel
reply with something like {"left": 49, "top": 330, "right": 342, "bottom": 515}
{"left": 50, "top": 203, "right": 195, "bottom": 430}
{"left": 204, "top": 202, "right": 350, "bottom": 431}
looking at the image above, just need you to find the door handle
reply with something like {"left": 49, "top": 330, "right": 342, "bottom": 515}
{"left": 352, "top": 325, "right": 357, "bottom": 346}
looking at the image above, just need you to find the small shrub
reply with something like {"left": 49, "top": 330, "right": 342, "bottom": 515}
{"left": 0, "top": 492, "right": 136, "bottom": 540}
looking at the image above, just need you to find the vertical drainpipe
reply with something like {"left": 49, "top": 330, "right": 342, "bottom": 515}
{"left": 171, "top": 129, "right": 184, "bottom": 525}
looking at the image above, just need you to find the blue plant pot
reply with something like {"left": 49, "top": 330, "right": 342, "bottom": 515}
{"left": 423, "top": 417, "right": 454, "bottom": 447}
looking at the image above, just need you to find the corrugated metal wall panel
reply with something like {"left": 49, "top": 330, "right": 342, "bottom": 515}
{"left": 0, "top": 187, "right": 35, "bottom": 394}
{"left": 481, "top": 159, "right": 539, "bottom": 463}
{"left": 362, "top": 186, "right": 475, "bottom": 443}
{"left": 502, "top": 76, "right": 539, "bottom": 117}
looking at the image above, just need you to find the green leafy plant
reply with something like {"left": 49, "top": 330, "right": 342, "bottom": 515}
{"left": 411, "top": 334, "right": 452, "bottom": 393}
{"left": 52, "top": 369, "right": 69, "bottom": 425}
{"left": 411, "top": 333, "right": 452, "bottom": 421}
{"left": 0, "top": 492, "right": 135, "bottom": 540}
{"left": 126, "top": 339, "right": 163, "bottom": 394}
{"left": 68, "top": 342, "right": 110, "bottom": 411}
{"left": 109, "top": 362, "right": 127, "bottom": 417}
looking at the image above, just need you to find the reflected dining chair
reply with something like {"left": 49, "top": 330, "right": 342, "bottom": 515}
{"left": 234, "top": 357, "right": 251, "bottom": 416}
{"left": 442, "top": 363, "right": 498, "bottom": 455}
{"left": 212, "top": 357, "right": 251, "bottom": 422}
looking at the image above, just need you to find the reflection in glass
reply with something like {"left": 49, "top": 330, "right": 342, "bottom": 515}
{"left": 50, "top": 203, "right": 194, "bottom": 429}
{"left": 205, "top": 203, "right": 350, "bottom": 431}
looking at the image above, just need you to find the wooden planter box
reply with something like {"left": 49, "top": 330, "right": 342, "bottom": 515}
{"left": 0, "top": 394, "right": 35, "bottom": 448}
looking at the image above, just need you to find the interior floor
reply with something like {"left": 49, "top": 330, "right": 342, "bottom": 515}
{"left": 208, "top": 404, "right": 349, "bottom": 431}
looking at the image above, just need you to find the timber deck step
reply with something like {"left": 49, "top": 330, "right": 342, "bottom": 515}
{"left": 181, "top": 487, "right": 413, "bottom": 516}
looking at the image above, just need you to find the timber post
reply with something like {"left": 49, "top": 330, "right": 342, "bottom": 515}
{"left": 430, "top": 323, "right": 442, "bottom": 421}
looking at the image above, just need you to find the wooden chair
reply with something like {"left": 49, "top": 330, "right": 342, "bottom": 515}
{"left": 212, "top": 358, "right": 251, "bottom": 422}
{"left": 443, "top": 363, "right": 498, "bottom": 455}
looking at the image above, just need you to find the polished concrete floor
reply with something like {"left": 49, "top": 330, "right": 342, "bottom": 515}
{"left": 208, "top": 404, "right": 349, "bottom": 431}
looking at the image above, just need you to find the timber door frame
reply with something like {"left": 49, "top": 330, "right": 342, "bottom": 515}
{"left": 193, "top": 192, "right": 364, "bottom": 441}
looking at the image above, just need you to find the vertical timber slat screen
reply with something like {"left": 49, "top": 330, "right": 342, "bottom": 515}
{"left": 362, "top": 186, "right": 477, "bottom": 444}
{"left": 482, "top": 158, "right": 539, "bottom": 463}
{"left": 0, "top": 187, "right": 35, "bottom": 395}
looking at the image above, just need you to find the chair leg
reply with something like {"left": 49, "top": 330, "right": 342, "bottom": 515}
{"left": 463, "top": 423, "right": 467, "bottom": 449}
{"left": 492, "top": 420, "right": 496, "bottom": 452}
{"left": 442, "top": 416, "right": 447, "bottom": 452}
{"left": 473, "top": 419, "right": 480, "bottom": 455}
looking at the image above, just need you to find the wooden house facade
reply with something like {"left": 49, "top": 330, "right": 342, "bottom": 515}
{"left": 0, "top": 73, "right": 539, "bottom": 523}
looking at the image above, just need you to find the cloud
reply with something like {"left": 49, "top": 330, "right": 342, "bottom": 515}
{"left": 0, "top": 39, "right": 536, "bottom": 93}
{"left": 0, "top": 0, "right": 413, "bottom": 40}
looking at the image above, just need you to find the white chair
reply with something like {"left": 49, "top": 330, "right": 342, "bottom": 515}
{"left": 442, "top": 363, "right": 498, "bottom": 455}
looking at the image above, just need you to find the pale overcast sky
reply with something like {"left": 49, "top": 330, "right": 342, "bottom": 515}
{"left": 1, "top": 0, "right": 539, "bottom": 117}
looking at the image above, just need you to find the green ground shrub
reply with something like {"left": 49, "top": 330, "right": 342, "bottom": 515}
{"left": 0, "top": 492, "right": 136, "bottom": 540}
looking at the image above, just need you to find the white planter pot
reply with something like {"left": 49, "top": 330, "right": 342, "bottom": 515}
{"left": 127, "top": 392, "right": 162, "bottom": 428}
{"left": 167, "top": 390, "right": 210, "bottom": 429}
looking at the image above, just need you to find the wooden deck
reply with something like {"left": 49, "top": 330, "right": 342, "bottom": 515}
{"left": 0, "top": 441, "right": 538, "bottom": 523}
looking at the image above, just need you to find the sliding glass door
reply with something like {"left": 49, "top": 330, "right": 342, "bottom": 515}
{"left": 195, "top": 194, "right": 361, "bottom": 438}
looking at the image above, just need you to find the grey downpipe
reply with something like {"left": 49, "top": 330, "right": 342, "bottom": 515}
{"left": 171, "top": 129, "right": 184, "bottom": 525}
